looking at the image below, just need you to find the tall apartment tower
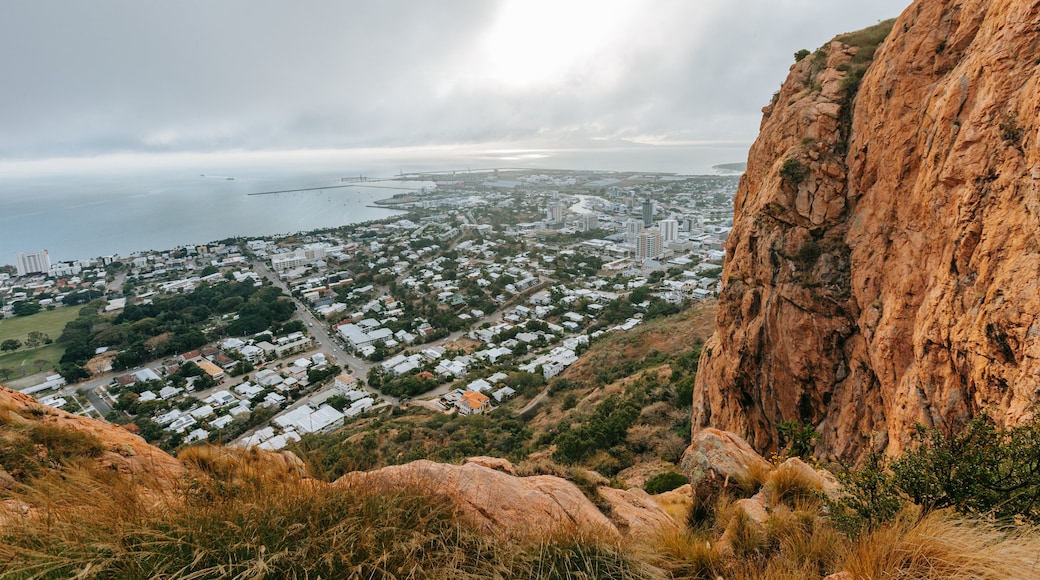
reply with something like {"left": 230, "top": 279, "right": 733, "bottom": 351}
{"left": 625, "top": 219, "right": 645, "bottom": 244}
{"left": 15, "top": 250, "right": 50, "bottom": 277}
{"left": 641, "top": 199, "right": 653, "bottom": 228}
{"left": 546, "top": 203, "right": 564, "bottom": 223}
{"left": 636, "top": 229, "right": 662, "bottom": 260}
{"left": 659, "top": 219, "right": 679, "bottom": 242}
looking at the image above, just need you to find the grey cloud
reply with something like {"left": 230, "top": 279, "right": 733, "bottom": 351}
{"left": 0, "top": 0, "right": 910, "bottom": 159}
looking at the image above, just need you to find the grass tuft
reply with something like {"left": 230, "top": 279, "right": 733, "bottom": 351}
{"left": 764, "top": 462, "right": 824, "bottom": 510}
{"left": 843, "top": 509, "right": 1040, "bottom": 579}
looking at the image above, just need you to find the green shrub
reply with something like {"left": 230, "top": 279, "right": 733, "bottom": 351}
{"left": 644, "top": 471, "right": 689, "bottom": 495}
{"left": 794, "top": 49, "right": 810, "bottom": 62}
{"left": 892, "top": 415, "right": 1040, "bottom": 523}
{"left": 829, "top": 414, "right": 1040, "bottom": 537}
{"left": 552, "top": 396, "right": 640, "bottom": 464}
{"left": 779, "top": 158, "right": 809, "bottom": 188}
{"left": 778, "top": 420, "right": 818, "bottom": 459}
{"left": 826, "top": 450, "right": 904, "bottom": 537}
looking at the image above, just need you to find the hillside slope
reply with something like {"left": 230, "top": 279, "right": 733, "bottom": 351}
{"left": 695, "top": 0, "right": 1040, "bottom": 460}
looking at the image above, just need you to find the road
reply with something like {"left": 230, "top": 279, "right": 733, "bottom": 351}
{"left": 251, "top": 260, "right": 395, "bottom": 405}
{"left": 84, "top": 387, "right": 113, "bottom": 416}
{"left": 58, "top": 358, "right": 168, "bottom": 417}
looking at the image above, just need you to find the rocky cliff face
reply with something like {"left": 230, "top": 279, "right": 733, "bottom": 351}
{"left": 694, "top": 0, "right": 1040, "bottom": 460}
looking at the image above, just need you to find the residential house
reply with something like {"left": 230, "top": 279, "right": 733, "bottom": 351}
{"left": 456, "top": 390, "right": 491, "bottom": 415}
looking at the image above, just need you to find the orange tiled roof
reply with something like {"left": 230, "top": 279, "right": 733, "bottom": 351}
{"left": 460, "top": 390, "right": 490, "bottom": 409}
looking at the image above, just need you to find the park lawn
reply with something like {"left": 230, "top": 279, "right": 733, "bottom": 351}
{"left": 0, "top": 343, "right": 64, "bottom": 382}
{"left": 0, "top": 307, "right": 80, "bottom": 346}
{"left": 0, "top": 308, "right": 81, "bottom": 384}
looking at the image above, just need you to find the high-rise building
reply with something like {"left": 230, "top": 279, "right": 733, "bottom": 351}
{"left": 641, "top": 199, "right": 653, "bottom": 227}
{"left": 636, "top": 229, "right": 662, "bottom": 260}
{"left": 625, "top": 219, "right": 644, "bottom": 243}
{"left": 581, "top": 213, "right": 599, "bottom": 231}
{"left": 659, "top": 219, "right": 679, "bottom": 242}
{"left": 15, "top": 250, "right": 50, "bottom": 277}
{"left": 546, "top": 203, "right": 564, "bottom": 223}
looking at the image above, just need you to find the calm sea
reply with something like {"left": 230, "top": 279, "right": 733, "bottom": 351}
{"left": 0, "top": 143, "right": 748, "bottom": 263}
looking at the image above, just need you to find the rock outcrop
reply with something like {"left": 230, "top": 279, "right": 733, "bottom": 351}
{"left": 0, "top": 385, "right": 185, "bottom": 490}
{"left": 1, "top": 384, "right": 678, "bottom": 540}
{"left": 337, "top": 458, "right": 678, "bottom": 540}
{"left": 694, "top": 0, "right": 1040, "bottom": 460}
{"left": 680, "top": 428, "right": 772, "bottom": 499}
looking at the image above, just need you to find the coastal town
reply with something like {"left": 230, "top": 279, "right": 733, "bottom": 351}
{"left": 0, "top": 168, "right": 737, "bottom": 453}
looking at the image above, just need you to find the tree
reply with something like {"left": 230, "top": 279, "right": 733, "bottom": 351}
{"left": 12, "top": 302, "right": 40, "bottom": 317}
{"left": 58, "top": 364, "right": 89, "bottom": 383}
{"left": 0, "top": 367, "right": 12, "bottom": 382}
{"left": 33, "top": 359, "right": 50, "bottom": 373}
{"left": 1, "top": 339, "right": 21, "bottom": 352}
{"left": 629, "top": 286, "right": 651, "bottom": 304}
{"left": 25, "top": 331, "right": 49, "bottom": 349}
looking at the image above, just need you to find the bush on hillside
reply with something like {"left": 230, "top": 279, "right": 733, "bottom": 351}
{"left": 644, "top": 471, "right": 689, "bottom": 495}
{"left": 892, "top": 415, "right": 1040, "bottom": 523}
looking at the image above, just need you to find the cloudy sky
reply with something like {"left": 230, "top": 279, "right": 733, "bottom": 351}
{"left": 0, "top": 0, "right": 911, "bottom": 164}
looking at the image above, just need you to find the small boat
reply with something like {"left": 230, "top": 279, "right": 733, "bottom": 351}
{"left": 226, "top": 177, "right": 235, "bottom": 181}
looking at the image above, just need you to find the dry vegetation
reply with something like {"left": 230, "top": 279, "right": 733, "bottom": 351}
{"left": 648, "top": 463, "right": 1040, "bottom": 579}
{"left": 561, "top": 300, "right": 715, "bottom": 386}
{"left": 4, "top": 407, "right": 1040, "bottom": 578}
{"left": 1, "top": 445, "right": 652, "bottom": 580}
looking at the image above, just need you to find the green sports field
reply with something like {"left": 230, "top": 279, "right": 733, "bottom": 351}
{"left": 0, "top": 307, "right": 81, "bottom": 381}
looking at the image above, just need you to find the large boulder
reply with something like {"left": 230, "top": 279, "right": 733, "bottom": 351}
{"left": 337, "top": 459, "right": 620, "bottom": 539}
{"left": 680, "top": 428, "right": 771, "bottom": 500}
{"left": 464, "top": 455, "right": 516, "bottom": 475}
{"left": 597, "top": 486, "right": 680, "bottom": 538}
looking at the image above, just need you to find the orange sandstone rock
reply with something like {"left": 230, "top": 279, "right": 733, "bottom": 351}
{"left": 695, "top": 0, "right": 1040, "bottom": 460}
{"left": 0, "top": 386, "right": 185, "bottom": 490}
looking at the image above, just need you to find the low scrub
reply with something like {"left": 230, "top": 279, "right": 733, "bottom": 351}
{"left": 643, "top": 471, "right": 688, "bottom": 495}
{"left": 0, "top": 461, "right": 653, "bottom": 580}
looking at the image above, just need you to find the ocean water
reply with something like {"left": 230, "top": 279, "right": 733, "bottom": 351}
{"left": 0, "top": 143, "right": 748, "bottom": 263}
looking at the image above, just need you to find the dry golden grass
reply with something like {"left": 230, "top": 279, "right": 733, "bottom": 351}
{"left": 178, "top": 443, "right": 307, "bottom": 485}
{"left": 647, "top": 462, "right": 1040, "bottom": 580}
{"left": 731, "top": 458, "right": 772, "bottom": 498}
{"left": 844, "top": 510, "right": 1040, "bottom": 579}
{"left": 6, "top": 445, "right": 1040, "bottom": 580}
{"left": 763, "top": 462, "right": 824, "bottom": 510}
{"left": 650, "top": 528, "right": 726, "bottom": 579}
{"left": 0, "top": 455, "right": 656, "bottom": 580}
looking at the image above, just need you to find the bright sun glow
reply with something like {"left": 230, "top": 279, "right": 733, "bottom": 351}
{"left": 479, "top": 0, "right": 635, "bottom": 90}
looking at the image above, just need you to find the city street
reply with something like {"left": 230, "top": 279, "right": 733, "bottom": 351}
{"left": 251, "top": 259, "right": 395, "bottom": 405}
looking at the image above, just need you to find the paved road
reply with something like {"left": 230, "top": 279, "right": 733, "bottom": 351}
{"left": 251, "top": 260, "right": 394, "bottom": 405}
{"left": 85, "top": 387, "right": 113, "bottom": 416}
